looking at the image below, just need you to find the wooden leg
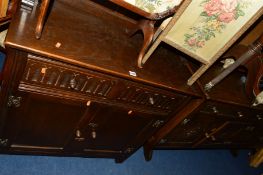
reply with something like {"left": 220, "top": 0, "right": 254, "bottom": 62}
{"left": 143, "top": 144, "right": 153, "bottom": 161}
{"left": 126, "top": 20, "right": 155, "bottom": 68}
{"left": 7, "top": 0, "right": 19, "bottom": 16}
{"left": 140, "top": 17, "right": 172, "bottom": 67}
{"left": 187, "top": 64, "right": 210, "bottom": 86}
{"left": 35, "top": 0, "right": 51, "bottom": 39}
{"left": 126, "top": 18, "right": 171, "bottom": 68}
{"left": 133, "top": 20, "right": 155, "bottom": 68}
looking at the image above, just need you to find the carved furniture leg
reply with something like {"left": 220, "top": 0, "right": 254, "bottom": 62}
{"left": 35, "top": 0, "right": 51, "bottom": 39}
{"left": 127, "top": 20, "right": 155, "bottom": 68}
{"left": 7, "top": 0, "right": 19, "bottom": 16}
{"left": 140, "top": 18, "right": 172, "bottom": 68}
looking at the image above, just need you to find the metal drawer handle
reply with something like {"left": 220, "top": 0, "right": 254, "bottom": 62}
{"left": 88, "top": 123, "right": 98, "bottom": 139}
{"left": 159, "top": 139, "right": 167, "bottom": 144}
{"left": 205, "top": 133, "right": 216, "bottom": 141}
{"left": 70, "top": 77, "right": 77, "bottom": 89}
{"left": 0, "top": 138, "right": 9, "bottom": 147}
{"left": 149, "top": 97, "right": 154, "bottom": 105}
{"left": 256, "top": 114, "right": 262, "bottom": 120}
{"left": 212, "top": 106, "right": 218, "bottom": 113}
{"left": 211, "top": 136, "right": 216, "bottom": 141}
{"left": 152, "top": 120, "right": 164, "bottom": 128}
{"left": 7, "top": 96, "right": 22, "bottom": 108}
{"left": 75, "top": 130, "right": 85, "bottom": 141}
{"left": 124, "top": 147, "right": 134, "bottom": 154}
{"left": 237, "top": 112, "right": 244, "bottom": 118}
{"left": 91, "top": 131, "right": 96, "bottom": 139}
{"left": 182, "top": 118, "right": 190, "bottom": 125}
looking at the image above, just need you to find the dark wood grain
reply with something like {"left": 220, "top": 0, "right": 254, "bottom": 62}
{"left": 5, "top": 0, "right": 201, "bottom": 97}
{"left": 153, "top": 60, "right": 263, "bottom": 152}
{"left": 0, "top": 0, "right": 203, "bottom": 162}
{"left": 3, "top": 0, "right": 262, "bottom": 162}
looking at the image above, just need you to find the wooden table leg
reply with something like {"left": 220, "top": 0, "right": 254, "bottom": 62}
{"left": 127, "top": 20, "right": 155, "bottom": 68}
{"left": 35, "top": 0, "right": 51, "bottom": 39}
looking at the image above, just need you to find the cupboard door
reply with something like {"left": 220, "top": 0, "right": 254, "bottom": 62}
{"left": 201, "top": 122, "right": 263, "bottom": 148}
{"left": 67, "top": 102, "right": 165, "bottom": 153}
{"left": 157, "top": 113, "right": 225, "bottom": 148}
{"left": 3, "top": 91, "right": 86, "bottom": 150}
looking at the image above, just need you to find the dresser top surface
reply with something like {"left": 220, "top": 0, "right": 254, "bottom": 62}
{"left": 5, "top": 0, "right": 201, "bottom": 96}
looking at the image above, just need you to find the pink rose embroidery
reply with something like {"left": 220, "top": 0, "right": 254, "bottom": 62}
{"left": 204, "top": 0, "right": 222, "bottom": 16}
{"left": 197, "top": 41, "right": 205, "bottom": 48}
{"left": 184, "top": 0, "right": 246, "bottom": 51}
{"left": 220, "top": 0, "right": 238, "bottom": 13}
{"left": 218, "top": 12, "right": 235, "bottom": 23}
{"left": 187, "top": 38, "right": 196, "bottom": 46}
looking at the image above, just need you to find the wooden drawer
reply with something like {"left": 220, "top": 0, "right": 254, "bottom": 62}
{"left": 200, "top": 101, "right": 263, "bottom": 122}
{"left": 19, "top": 54, "right": 117, "bottom": 102}
{"left": 199, "top": 122, "right": 263, "bottom": 148}
{"left": 115, "top": 82, "right": 188, "bottom": 114}
{"left": 156, "top": 112, "right": 225, "bottom": 149}
{"left": 18, "top": 54, "right": 189, "bottom": 115}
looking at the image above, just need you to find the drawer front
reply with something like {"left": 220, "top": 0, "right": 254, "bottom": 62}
{"left": 19, "top": 54, "right": 189, "bottom": 115}
{"left": 200, "top": 101, "right": 263, "bottom": 122}
{"left": 116, "top": 82, "right": 188, "bottom": 114}
{"left": 156, "top": 112, "right": 225, "bottom": 148}
{"left": 199, "top": 122, "right": 263, "bottom": 148}
{"left": 20, "top": 54, "right": 116, "bottom": 102}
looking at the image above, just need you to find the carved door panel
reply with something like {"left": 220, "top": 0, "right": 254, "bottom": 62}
{"left": 157, "top": 113, "right": 225, "bottom": 148}
{"left": 201, "top": 121, "right": 263, "bottom": 148}
{"left": 66, "top": 102, "right": 165, "bottom": 153}
{"left": 2, "top": 91, "right": 87, "bottom": 150}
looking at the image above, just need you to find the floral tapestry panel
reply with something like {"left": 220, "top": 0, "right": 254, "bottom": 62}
{"left": 165, "top": 0, "right": 263, "bottom": 63}
{"left": 124, "top": 0, "right": 182, "bottom": 13}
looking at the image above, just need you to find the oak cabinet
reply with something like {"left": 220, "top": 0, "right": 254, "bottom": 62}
{"left": 154, "top": 63, "right": 263, "bottom": 150}
{"left": 0, "top": 45, "right": 195, "bottom": 161}
{"left": 66, "top": 102, "right": 165, "bottom": 153}
{"left": 0, "top": 0, "right": 203, "bottom": 161}
{"left": 157, "top": 112, "right": 225, "bottom": 148}
{"left": 156, "top": 99, "right": 263, "bottom": 149}
{"left": 2, "top": 91, "right": 87, "bottom": 150}
{"left": 200, "top": 121, "right": 263, "bottom": 148}
{"left": 3, "top": 90, "right": 166, "bottom": 156}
